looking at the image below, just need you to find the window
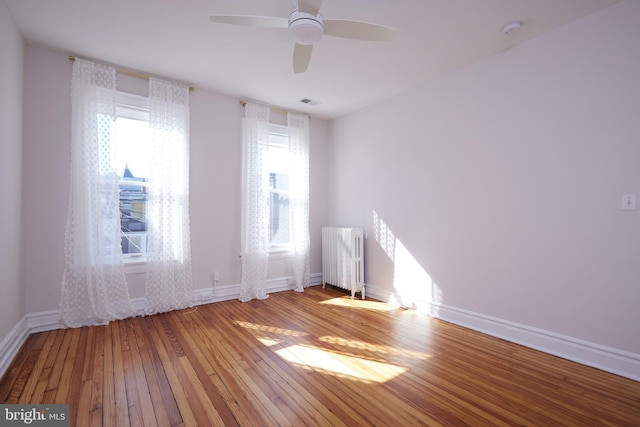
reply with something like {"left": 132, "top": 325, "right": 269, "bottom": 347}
{"left": 239, "top": 102, "right": 310, "bottom": 300}
{"left": 266, "top": 124, "right": 291, "bottom": 251}
{"left": 114, "top": 92, "right": 150, "bottom": 258}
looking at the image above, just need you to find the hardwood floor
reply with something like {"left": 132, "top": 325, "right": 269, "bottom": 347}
{"left": 1, "top": 285, "right": 639, "bottom": 426}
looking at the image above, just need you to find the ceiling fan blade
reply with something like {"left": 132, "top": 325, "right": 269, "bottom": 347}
{"left": 209, "top": 15, "right": 288, "bottom": 28}
{"left": 293, "top": 43, "right": 313, "bottom": 74}
{"left": 298, "top": 0, "right": 323, "bottom": 16}
{"left": 323, "top": 19, "right": 396, "bottom": 41}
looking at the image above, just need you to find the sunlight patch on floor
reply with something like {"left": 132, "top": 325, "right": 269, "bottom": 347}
{"left": 256, "top": 337, "right": 281, "bottom": 346}
{"left": 235, "top": 319, "right": 421, "bottom": 383}
{"left": 275, "top": 344, "right": 407, "bottom": 383}
{"left": 319, "top": 335, "right": 432, "bottom": 361}
{"left": 237, "top": 320, "right": 304, "bottom": 347}
{"left": 235, "top": 321, "right": 308, "bottom": 337}
{"left": 319, "top": 297, "right": 395, "bottom": 311}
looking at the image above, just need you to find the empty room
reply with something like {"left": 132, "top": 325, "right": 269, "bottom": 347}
{"left": 1, "top": 0, "right": 639, "bottom": 425}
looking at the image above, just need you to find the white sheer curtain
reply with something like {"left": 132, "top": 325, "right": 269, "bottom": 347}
{"left": 144, "top": 78, "right": 194, "bottom": 315}
{"left": 60, "top": 58, "right": 136, "bottom": 328}
{"left": 288, "top": 112, "right": 311, "bottom": 292}
{"left": 240, "top": 102, "right": 271, "bottom": 302}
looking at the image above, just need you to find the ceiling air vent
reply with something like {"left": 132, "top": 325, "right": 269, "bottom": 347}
{"left": 300, "top": 98, "right": 320, "bottom": 106}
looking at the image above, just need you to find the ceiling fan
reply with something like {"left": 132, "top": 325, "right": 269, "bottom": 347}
{"left": 209, "top": 0, "right": 395, "bottom": 74}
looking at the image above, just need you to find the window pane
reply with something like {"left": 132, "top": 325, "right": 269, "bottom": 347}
{"left": 270, "top": 181, "right": 290, "bottom": 246}
{"left": 120, "top": 180, "right": 147, "bottom": 254}
{"left": 116, "top": 116, "right": 150, "bottom": 255}
{"left": 267, "top": 133, "right": 290, "bottom": 247}
{"left": 267, "top": 143, "right": 289, "bottom": 175}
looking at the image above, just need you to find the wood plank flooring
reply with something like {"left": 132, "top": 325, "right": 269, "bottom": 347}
{"left": 1, "top": 285, "right": 639, "bottom": 426}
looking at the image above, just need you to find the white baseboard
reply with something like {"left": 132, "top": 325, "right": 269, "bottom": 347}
{"left": 365, "top": 283, "right": 640, "bottom": 382}
{"left": 27, "top": 310, "right": 64, "bottom": 333}
{"left": 192, "top": 271, "right": 323, "bottom": 306}
{"left": 0, "top": 317, "right": 29, "bottom": 379}
{"left": 0, "top": 272, "right": 323, "bottom": 379}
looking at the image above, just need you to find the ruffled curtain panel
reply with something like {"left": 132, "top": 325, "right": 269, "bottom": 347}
{"left": 60, "top": 59, "right": 136, "bottom": 327}
{"left": 144, "top": 78, "right": 194, "bottom": 315}
{"left": 288, "top": 112, "right": 311, "bottom": 292}
{"left": 240, "top": 103, "right": 271, "bottom": 302}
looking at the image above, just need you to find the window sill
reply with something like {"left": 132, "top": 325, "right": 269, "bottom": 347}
{"left": 124, "top": 255, "right": 147, "bottom": 274}
{"left": 269, "top": 248, "right": 292, "bottom": 260}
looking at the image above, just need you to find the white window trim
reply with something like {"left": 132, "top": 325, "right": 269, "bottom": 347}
{"left": 116, "top": 91, "right": 150, "bottom": 120}
{"left": 117, "top": 91, "right": 150, "bottom": 265}
{"left": 267, "top": 124, "right": 292, "bottom": 256}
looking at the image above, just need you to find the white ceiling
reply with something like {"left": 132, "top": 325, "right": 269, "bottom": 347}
{"left": 5, "top": 0, "right": 619, "bottom": 119}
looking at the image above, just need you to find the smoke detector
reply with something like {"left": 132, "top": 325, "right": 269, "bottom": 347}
{"left": 502, "top": 21, "right": 523, "bottom": 37}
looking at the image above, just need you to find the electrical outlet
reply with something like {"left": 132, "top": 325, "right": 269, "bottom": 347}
{"left": 622, "top": 194, "right": 637, "bottom": 211}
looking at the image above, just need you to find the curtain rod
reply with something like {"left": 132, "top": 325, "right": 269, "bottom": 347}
{"left": 68, "top": 55, "right": 194, "bottom": 91}
{"left": 239, "top": 100, "right": 310, "bottom": 118}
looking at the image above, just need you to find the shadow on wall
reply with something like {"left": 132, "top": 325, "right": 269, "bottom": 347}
{"left": 372, "top": 211, "right": 442, "bottom": 316}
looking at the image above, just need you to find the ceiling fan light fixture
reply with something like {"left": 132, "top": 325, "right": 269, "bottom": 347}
{"left": 209, "top": 6, "right": 395, "bottom": 74}
{"left": 289, "top": 11, "right": 324, "bottom": 45}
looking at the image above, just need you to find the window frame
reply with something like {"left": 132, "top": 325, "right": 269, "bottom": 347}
{"left": 115, "top": 91, "right": 150, "bottom": 265}
{"left": 266, "top": 123, "right": 292, "bottom": 255}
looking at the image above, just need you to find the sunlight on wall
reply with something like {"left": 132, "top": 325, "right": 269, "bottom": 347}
{"left": 372, "top": 211, "right": 442, "bottom": 315}
{"left": 373, "top": 210, "right": 396, "bottom": 261}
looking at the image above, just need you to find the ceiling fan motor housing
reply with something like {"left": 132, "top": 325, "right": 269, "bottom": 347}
{"left": 289, "top": 10, "right": 323, "bottom": 45}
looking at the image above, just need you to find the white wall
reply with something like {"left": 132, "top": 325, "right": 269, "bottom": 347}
{"left": 22, "top": 46, "right": 329, "bottom": 314}
{"left": 328, "top": 0, "right": 640, "bottom": 371}
{"left": 23, "top": 48, "right": 70, "bottom": 312}
{"left": 0, "top": 1, "right": 25, "bottom": 344}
